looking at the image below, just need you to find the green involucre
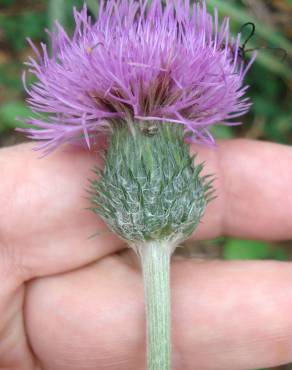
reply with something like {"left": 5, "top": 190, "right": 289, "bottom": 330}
{"left": 90, "top": 123, "right": 214, "bottom": 243}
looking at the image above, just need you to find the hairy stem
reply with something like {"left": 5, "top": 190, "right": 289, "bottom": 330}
{"left": 134, "top": 241, "right": 175, "bottom": 370}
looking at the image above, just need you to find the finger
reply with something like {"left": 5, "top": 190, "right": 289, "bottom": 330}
{"left": 0, "top": 265, "right": 34, "bottom": 369}
{"left": 192, "top": 139, "right": 292, "bottom": 240}
{"left": 0, "top": 143, "right": 123, "bottom": 280}
{"left": 1, "top": 140, "right": 292, "bottom": 279}
{"left": 25, "top": 255, "right": 292, "bottom": 370}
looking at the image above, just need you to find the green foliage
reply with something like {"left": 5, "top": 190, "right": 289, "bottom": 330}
{"left": 0, "top": 10, "right": 47, "bottom": 51}
{"left": 0, "top": 0, "right": 17, "bottom": 6}
{"left": 224, "top": 239, "right": 288, "bottom": 261}
{"left": 48, "top": 0, "right": 90, "bottom": 34}
{"left": 207, "top": 0, "right": 292, "bottom": 56}
{"left": 210, "top": 125, "right": 234, "bottom": 139}
{"left": 208, "top": 0, "right": 292, "bottom": 145}
{"left": 85, "top": 0, "right": 99, "bottom": 15}
{"left": 0, "top": 102, "right": 31, "bottom": 132}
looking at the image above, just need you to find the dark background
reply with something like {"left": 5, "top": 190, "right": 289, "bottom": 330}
{"left": 0, "top": 1, "right": 291, "bottom": 369}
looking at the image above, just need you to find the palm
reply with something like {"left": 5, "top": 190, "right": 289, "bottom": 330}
{"left": 1, "top": 141, "right": 292, "bottom": 370}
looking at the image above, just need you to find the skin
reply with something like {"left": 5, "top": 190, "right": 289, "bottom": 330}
{"left": 0, "top": 139, "right": 292, "bottom": 370}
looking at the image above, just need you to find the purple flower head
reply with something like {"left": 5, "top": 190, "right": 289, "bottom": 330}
{"left": 21, "top": 0, "right": 255, "bottom": 154}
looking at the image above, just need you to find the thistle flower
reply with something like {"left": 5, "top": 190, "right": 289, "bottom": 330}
{"left": 21, "top": 0, "right": 254, "bottom": 154}
{"left": 20, "top": 2, "right": 255, "bottom": 370}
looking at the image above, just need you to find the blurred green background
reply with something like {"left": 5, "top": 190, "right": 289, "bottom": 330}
{"left": 0, "top": 1, "right": 291, "bottom": 369}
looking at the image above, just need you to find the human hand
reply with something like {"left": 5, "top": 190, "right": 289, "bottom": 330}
{"left": 1, "top": 139, "right": 292, "bottom": 370}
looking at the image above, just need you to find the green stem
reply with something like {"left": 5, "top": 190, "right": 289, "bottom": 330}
{"left": 134, "top": 241, "right": 175, "bottom": 370}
